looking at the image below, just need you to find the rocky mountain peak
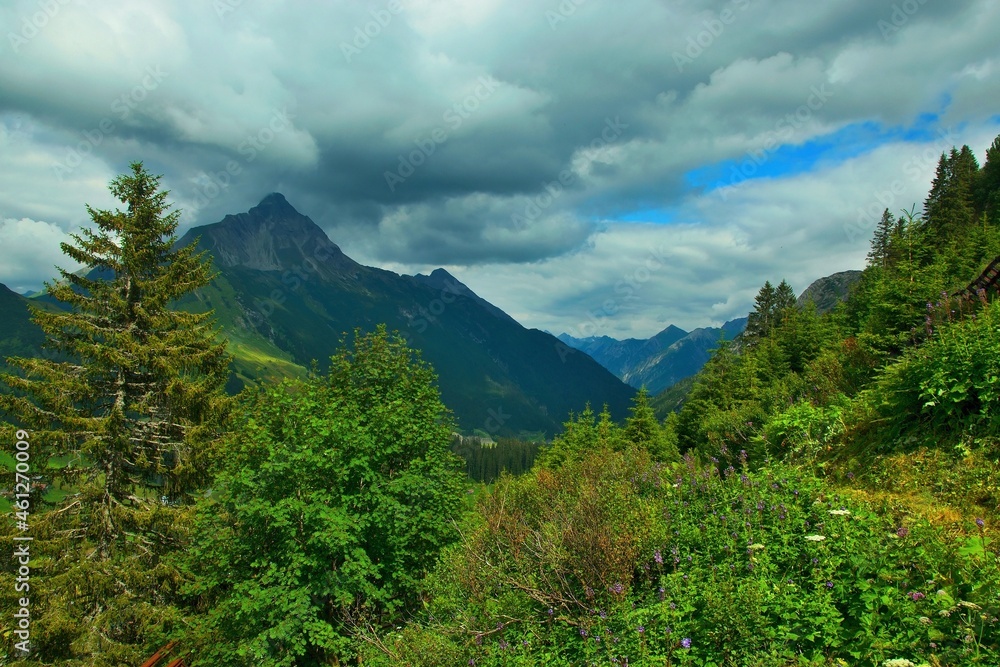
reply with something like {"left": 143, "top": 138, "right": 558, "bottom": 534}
{"left": 182, "top": 194, "right": 357, "bottom": 275}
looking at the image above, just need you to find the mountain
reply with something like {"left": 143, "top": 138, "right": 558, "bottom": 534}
{"left": 175, "top": 193, "right": 635, "bottom": 436}
{"left": 558, "top": 318, "right": 746, "bottom": 394}
{"left": 797, "top": 270, "right": 863, "bottom": 313}
{"left": 0, "top": 284, "right": 46, "bottom": 371}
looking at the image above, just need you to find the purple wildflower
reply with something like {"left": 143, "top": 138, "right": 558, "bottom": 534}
{"left": 681, "top": 637, "right": 692, "bottom": 649}
{"left": 826, "top": 581, "right": 834, "bottom": 589}
{"left": 637, "top": 625, "right": 645, "bottom": 634}
{"left": 910, "top": 592, "right": 926, "bottom": 601}
{"left": 897, "top": 526, "right": 909, "bottom": 538}
{"left": 976, "top": 517, "right": 985, "bottom": 528}
{"left": 580, "top": 628, "right": 588, "bottom": 637}
{"left": 654, "top": 549, "right": 663, "bottom": 564}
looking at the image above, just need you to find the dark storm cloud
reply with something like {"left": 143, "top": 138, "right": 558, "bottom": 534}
{"left": 1, "top": 0, "right": 998, "bottom": 333}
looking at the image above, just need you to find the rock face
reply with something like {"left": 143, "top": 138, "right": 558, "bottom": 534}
{"left": 797, "top": 270, "right": 863, "bottom": 314}
{"left": 175, "top": 193, "right": 636, "bottom": 436}
{"left": 184, "top": 193, "right": 359, "bottom": 277}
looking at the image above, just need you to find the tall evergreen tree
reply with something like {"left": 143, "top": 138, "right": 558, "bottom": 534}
{"left": 744, "top": 280, "right": 777, "bottom": 341}
{"left": 924, "top": 146, "right": 979, "bottom": 242}
{"left": 977, "top": 133, "right": 1000, "bottom": 224}
{"left": 0, "top": 163, "right": 231, "bottom": 664}
{"left": 868, "top": 209, "right": 896, "bottom": 269}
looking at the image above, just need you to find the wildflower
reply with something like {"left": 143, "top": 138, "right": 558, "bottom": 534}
{"left": 580, "top": 628, "right": 588, "bottom": 637}
{"left": 611, "top": 582, "right": 624, "bottom": 595}
{"left": 910, "top": 592, "right": 925, "bottom": 601}
{"left": 976, "top": 517, "right": 985, "bottom": 528}
{"left": 919, "top": 616, "right": 931, "bottom": 625}
{"left": 826, "top": 581, "right": 834, "bottom": 589}
{"left": 829, "top": 509, "right": 850, "bottom": 516}
{"left": 896, "top": 526, "right": 909, "bottom": 538}
{"left": 882, "top": 660, "right": 916, "bottom": 667}
{"left": 748, "top": 543, "right": 765, "bottom": 551}
{"left": 548, "top": 608, "right": 554, "bottom": 617}
{"left": 637, "top": 625, "right": 645, "bottom": 634}
{"left": 681, "top": 637, "right": 692, "bottom": 649}
{"left": 804, "top": 535, "right": 826, "bottom": 542}
{"left": 654, "top": 549, "right": 663, "bottom": 564}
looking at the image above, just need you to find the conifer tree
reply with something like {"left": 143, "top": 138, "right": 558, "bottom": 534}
{"left": 868, "top": 209, "right": 896, "bottom": 269}
{"left": 0, "top": 162, "right": 231, "bottom": 664}
{"left": 977, "top": 134, "right": 1000, "bottom": 224}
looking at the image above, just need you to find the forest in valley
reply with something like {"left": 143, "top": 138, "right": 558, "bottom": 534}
{"left": 2, "top": 133, "right": 1000, "bottom": 666}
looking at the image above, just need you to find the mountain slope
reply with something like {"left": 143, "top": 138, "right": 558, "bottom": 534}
{"left": 559, "top": 318, "right": 746, "bottom": 394}
{"left": 0, "top": 284, "right": 46, "bottom": 371}
{"left": 178, "top": 194, "right": 635, "bottom": 436}
{"left": 797, "top": 270, "right": 863, "bottom": 313}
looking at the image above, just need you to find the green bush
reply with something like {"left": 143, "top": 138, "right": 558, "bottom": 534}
{"left": 180, "top": 327, "right": 467, "bottom": 665}
{"left": 875, "top": 298, "right": 1000, "bottom": 450}
{"left": 368, "top": 451, "right": 999, "bottom": 666}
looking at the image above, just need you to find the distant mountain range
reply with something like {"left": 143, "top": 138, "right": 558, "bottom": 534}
{"left": 1, "top": 194, "right": 635, "bottom": 438}
{"left": 556, "top": 318, "right": 747, "bottom": 395}
{"left": 1, "top": 194, "right": 866, "bottom": 434}
{"left": 555, "top": 271, "right": 862, "bottom": 396}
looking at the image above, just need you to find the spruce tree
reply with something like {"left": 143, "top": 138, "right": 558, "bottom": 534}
{"left": 0, "top": 162, "right": 231, "bottom": 665}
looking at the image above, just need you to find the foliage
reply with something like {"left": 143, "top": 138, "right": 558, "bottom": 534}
{"left": 365, "top": 452, "right": 999, "bottom": 666}
{"left": 0, "top": 163, "right": 230, "bottom": 666}
{"left": 453, "top": 436, "right": 541, "bottom": 482}
{"left": 180, "top": 326, "right": 467, "bottom": 665}
{"left": 870, "top": 296, "right": 1000, "bottom": 451}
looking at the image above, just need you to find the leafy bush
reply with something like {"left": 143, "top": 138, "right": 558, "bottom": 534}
{"left": 366, "top": 451, "right": 999, "bottom": 666}
{"left": 180, "top": 327, "right": 467, "bottom": 665}
{"left": 875, "top": 298, "right": 1000, "bottom": 450}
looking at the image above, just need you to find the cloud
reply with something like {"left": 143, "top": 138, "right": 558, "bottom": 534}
{"left": 0, "top": 0, "right": 998, "bottom": 335}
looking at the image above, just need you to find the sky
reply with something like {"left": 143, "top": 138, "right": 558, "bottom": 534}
{"left": 1, "top": 0, "right": 999, "bottom": 338}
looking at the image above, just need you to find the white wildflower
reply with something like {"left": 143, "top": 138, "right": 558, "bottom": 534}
{"left": 881, "top": 660, "right": 916, "bottom": 667}
{"left": 804, "top": 535, "right": 826, "bottom": 542}
{"left": 829, "top": 509, "right": 851, "bottom": 516}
